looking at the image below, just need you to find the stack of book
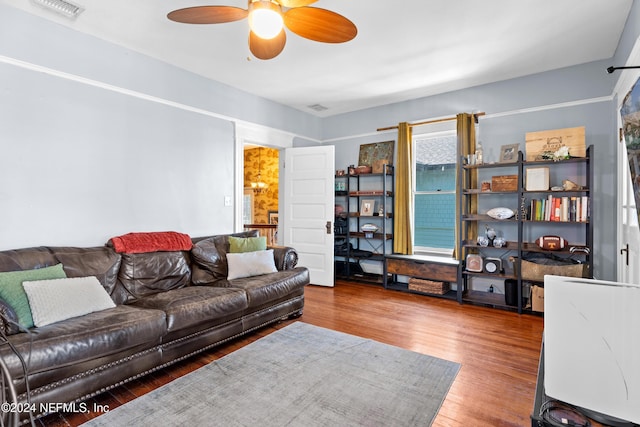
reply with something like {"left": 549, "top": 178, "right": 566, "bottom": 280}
{"left": 528, "top": 195, "right": 589, "bottom": 222}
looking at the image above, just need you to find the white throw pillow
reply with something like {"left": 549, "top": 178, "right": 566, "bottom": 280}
{"left": 22, "top": 276, "right": 116, "bottom": 327}
{"left": 227, "top": 249, "right": 277, "bottom": 280}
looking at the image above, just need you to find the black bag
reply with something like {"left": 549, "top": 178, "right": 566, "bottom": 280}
{"left": 334, "top": 239, "right": 353, "bottom": 255}
{"left": 334, "top": 216, "right": 348, "bottom": 235}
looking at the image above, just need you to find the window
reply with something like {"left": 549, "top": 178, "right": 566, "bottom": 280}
{"left": 413, "top": 131, "right": 457, "bottom": 253}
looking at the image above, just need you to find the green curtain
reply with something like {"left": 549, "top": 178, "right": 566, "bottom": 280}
{"left": 393, "top": 122, "right": 414, "bottom": 254}
{"left": 454, "top": 113, "right": 477, "bottom": 260}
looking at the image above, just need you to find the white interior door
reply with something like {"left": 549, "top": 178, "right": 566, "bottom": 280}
{"left": 614, "top": 39, "right": 640, "bottom": 285}
{"left": 283, "top": 146, "right": 335, "bottom": 286}
{"left": 618, "top": 137, "right": 640, "bottom": 284}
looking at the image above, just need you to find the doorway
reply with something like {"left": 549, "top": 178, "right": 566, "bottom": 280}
{"left": 243, "top": 145, "right": 279, "bottom": 245}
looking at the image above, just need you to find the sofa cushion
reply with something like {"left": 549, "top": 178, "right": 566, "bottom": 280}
{"left": 23, "top": 276, "right": 116, "bottom": 327}
{"left": 0, "top": 246, "right": 58, "bottom": 272}
{"left": 228, "top": 236, "right": 267, "bottom": 253}
{"left": 0, "top": 305, "right": 167, "bottom": 378}
{"left": 227, "top": 250, "right": 277, "bottom": 280}
{"left": 48, "top": 246, "right": 122, "bottom": 299}
{"left": 129, "top": 286, "right": 248, "bottom": 333}
{"left": 118, "top": 251, "right": 191, "bottom": 301}
{"left": 225, "top": 267, "right": 309, "bottom": 308}
{"left": 0, "top": 263, "right": 67, "bottom": 329}
{"left": 190, "top": 231, "right": 259, "bottom": 284}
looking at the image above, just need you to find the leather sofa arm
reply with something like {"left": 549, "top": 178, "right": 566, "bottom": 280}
{"left": 0, "top": 298, "right": 20, "bottom": 336}
{"left": 269, "top": 246, "right": 298, "bottom": 271}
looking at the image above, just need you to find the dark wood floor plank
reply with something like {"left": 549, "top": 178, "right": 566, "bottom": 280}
{"left": 39, "top": 280, "right": 544, "bottom": 426}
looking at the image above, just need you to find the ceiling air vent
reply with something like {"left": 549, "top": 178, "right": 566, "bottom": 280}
{"left": 31, "top": 0, "right": 84, "bottom": 19}
{"left": 307, "top": 104, "right": 328, "bottom": 112}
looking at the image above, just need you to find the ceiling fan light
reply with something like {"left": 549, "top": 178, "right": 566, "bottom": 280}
{"left": 249, "top": 1, "right": 283, "bottom": 40}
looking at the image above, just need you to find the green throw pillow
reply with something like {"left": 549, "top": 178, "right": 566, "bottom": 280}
{"left": 0, "top": 264, "right": 67, "bottom": 329}
{"left": 228, "top": 236, "right": 267, "bottom": 253}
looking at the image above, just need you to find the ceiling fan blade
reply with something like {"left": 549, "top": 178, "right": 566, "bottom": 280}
{"left": 249, "top": 30, "right": 287, "bottom": 60}
{"left": 284, "top": 7, "right": 357, "bottom": 43}
{"left": 167, "top": 6, "right": 248, "bottom": 24}
{"left": 277, "top": 0, "right": 318, "bottom": 7}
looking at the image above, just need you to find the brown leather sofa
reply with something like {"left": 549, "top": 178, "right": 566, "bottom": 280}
{"left": 0, "top": 231, "right": 309, "bottom": 424}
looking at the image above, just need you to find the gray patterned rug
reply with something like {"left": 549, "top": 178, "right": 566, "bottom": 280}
{"left": 82, "top": 322, "right": 459, "bottom": 426}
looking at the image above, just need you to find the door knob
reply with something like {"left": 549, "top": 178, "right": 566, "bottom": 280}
{"left": 326, "top": 221, "right": 332, "bottom": 234}
{"left": 620, "top": 243, "right": 629, "bottom": 265}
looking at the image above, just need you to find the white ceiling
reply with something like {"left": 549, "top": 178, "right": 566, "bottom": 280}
{"left": 2, "top": 0, "right": 633, "bottom": 117}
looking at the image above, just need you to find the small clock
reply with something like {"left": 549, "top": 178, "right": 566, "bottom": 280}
{"left": 484, "top": 257, "right": 503, "bottom": 274}
{"left": 466, "top": 254, "right": 483, "bottom": 272}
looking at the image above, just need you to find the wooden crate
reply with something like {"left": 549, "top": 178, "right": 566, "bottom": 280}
{"left": 408, "top": 278, "right": 450, "bottom": 295}
{"left": 525, "top": 126, "right": 586, "bottom": 161}
{"left": 491, "top": 175, "right": 518, "bottom": 192}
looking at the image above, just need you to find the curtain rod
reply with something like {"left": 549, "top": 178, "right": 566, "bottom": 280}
{"left": 376, "top": 112, "right": 485, "bottom": 132}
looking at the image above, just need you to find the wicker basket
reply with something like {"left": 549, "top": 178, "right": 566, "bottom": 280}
{"left": 408, "top": 278, "right": 450, "bottom": 295}
{"left": 511, "top": 257, "right": 586, "bottom": 282}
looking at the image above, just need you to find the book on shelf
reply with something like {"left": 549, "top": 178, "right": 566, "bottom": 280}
{"left": 528, "top": 196, "right": 589, "bottom": 222}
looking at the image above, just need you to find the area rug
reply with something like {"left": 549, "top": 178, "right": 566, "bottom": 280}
{"left": 82, "top": 322, "right": 460, "bottom": 426}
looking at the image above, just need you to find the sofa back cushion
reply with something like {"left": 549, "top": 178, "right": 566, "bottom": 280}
{"left": 118, "top": 251, "right": 191, "bottom": 301}
{"left": 48, "top": 246, "right": 123, "bottom": 302}
{"left": 190, "top": 231, "right": 259, "bottom": 285}
{"left": 0, "top": 247, "right": 58, "bottom": 272}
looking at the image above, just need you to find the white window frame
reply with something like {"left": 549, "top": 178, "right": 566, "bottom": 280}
{"left": 412, "top": 127, "right": 457, "bottom": 256}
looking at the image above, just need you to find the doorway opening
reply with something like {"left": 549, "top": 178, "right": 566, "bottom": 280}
{"left": 243, "top": 145, "right": 279, "bottom": 245}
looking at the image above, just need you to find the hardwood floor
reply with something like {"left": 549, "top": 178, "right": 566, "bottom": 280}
{"left": 38, "top": 280, "right": 544, "bottom": 426}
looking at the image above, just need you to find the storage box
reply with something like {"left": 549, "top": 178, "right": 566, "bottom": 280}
{"left": 525, "top": 167, "right": 550, "bottom": 191}
{"left": 531, "top": 285, "right": 544, "bottom": 312}
{"left": 408, "top": 278, "right": 450, "bottom": 295}
{"left": 511, "top": 257, "right": 586, "bottom": 282}
{"left": 491, "top": 175, "right": 518, "bottom": 192}
{"left": 525, "top": 126, "right": 586, "bottom": 161}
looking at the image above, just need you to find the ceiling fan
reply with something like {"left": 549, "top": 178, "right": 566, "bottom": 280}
{"left": 167, "top": 0, "right": 357, "bottom": 60}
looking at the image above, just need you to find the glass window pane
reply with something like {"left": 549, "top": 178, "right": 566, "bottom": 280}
{"left": 413, "top": 132, "right": 457, "bottom": 251}
{"left": 416, "top": 164, "right": 456, "bottom": 192}
{"left": 415, "top": 135, "right": 457, "bottom": 192}
{"left": 414, "top": 193, "right": 456, "bottom": 249}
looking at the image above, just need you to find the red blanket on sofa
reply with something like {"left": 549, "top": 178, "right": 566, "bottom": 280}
{"left": 109, "top": 231, "right": 192, "bottom": 254}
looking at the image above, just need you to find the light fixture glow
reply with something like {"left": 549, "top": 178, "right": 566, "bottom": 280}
{"left": 251, "top": 147, "right": 269, "bottom": 193}
{"left": 248, "top": 1, "right": 283, "bottom": 40}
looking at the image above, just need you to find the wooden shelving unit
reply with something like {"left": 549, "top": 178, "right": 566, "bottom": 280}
{"left": 458, "top": 146, "right": 593, "bottom": 313}
{"left": 334, "top": 165, "right": 394, "bottom": 284}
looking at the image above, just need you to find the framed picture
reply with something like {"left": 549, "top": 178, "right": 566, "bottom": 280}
{"left": 358, "top": 141, "right": 394, "bottom": 173}
{"left": 499, "top": 144, "right": 519, "bottom": 163}
{"left": 268, "top": 211, "right": 279, "bottom": 224}
{"left": 360, "top": 199, "right": 375, "bottom": 216}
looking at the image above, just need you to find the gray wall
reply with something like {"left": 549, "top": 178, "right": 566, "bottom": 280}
{"left": 0, "top": 3, "right": 321, "bottom": 249}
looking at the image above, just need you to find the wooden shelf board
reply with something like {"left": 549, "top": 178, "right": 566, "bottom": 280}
{"left": 462, "top": 240, "right": 518, "bottom": 250}
{"left": 336, "top": 272, "right": 385, "bottom": 285}
{"left": 463, "top": 290, "right": 509, "bottom": 307}
{"left": 386, "top": 282, "right": 458, "bottom": 300}
{"left": 462, "top": 271, "right": 517, "bottom": 280}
